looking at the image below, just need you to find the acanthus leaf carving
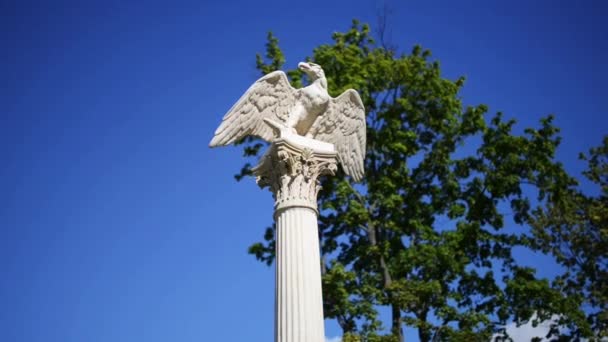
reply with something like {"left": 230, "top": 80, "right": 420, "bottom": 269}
{"left": 253, "top": 140, "right": 337, "bottom": 214}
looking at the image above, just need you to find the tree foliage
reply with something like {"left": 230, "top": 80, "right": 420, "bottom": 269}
{"left": 530, "top": 137, "right": 608, "bottom": 339}
{"left": 241, "top": 21, "right": 603, "bottom": 341}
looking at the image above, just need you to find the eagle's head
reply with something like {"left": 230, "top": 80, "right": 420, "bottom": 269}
{"left": 298, "top": 62, "right": 325, "bottom": 81}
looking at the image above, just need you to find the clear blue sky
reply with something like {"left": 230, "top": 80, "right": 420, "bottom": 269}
{"left": 1, "top": 1, "right": 606, "bottom": 341}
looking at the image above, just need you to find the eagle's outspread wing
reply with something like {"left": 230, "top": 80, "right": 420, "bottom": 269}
{"left": 209, "top": 71, "right": 297, "bottom": 146}
{"left": 309, "top": 89, "right": 366, "bottom": 182}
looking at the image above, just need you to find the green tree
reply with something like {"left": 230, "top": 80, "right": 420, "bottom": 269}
{"left": 242, "top": 21, "right": 589, "bottom": 341}
{"left": 530, "top": 136, "right": 608, "bottom": 340}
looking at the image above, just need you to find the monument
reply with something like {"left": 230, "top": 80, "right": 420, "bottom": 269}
{"left": 210, "top": 62, "right": 366, "bottom": 342}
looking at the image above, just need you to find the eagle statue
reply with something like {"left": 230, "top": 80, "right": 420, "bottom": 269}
{"left": 209, "top": 62, "right": 366, "bottom": 182}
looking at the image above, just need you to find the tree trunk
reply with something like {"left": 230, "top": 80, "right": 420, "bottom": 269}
{"left": 367, "top": 220, "right": 402, "bottom": 341}
{"left": 419, "top": 328, "right": 431, "bottom": 342}
{"left": 391, "top": 302, "right": 404, "bottom": 342}
{"left": 417, "top": 311, "right": 430, "bottom": 342}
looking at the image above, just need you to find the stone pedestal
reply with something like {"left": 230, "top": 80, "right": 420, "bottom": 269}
{"left": 253, "top": 131, "right": 337, "bottom": 342}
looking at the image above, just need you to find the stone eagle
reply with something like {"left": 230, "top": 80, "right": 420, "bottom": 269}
{"left": 209, "top": 62, "right": 366, "bottom": 182}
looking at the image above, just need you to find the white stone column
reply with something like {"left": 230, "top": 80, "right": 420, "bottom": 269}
{"left": 253, "top": 132, "right": 337, "bottom": 342}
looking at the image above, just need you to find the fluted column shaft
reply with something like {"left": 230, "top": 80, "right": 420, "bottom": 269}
{"left": 275, "top": 207, "right": 324, "bottom": 342}
{"left": 252, "top": 134, "right": 337, "bottom": 342}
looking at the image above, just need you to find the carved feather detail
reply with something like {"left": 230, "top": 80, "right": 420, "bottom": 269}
{"left": 209, "top": 71, "right": 296, "bottom": 146}
{"left": 308, "top": 89, "right": 366, "bottom": 182}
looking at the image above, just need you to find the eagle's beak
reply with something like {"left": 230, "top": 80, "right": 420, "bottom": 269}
{"left": 298, "top": 62, "right": 310, "bottom": 71}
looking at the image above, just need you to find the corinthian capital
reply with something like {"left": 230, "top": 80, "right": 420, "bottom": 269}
{"left": 252, "top": 133, "right": 338, "bottom": 214}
